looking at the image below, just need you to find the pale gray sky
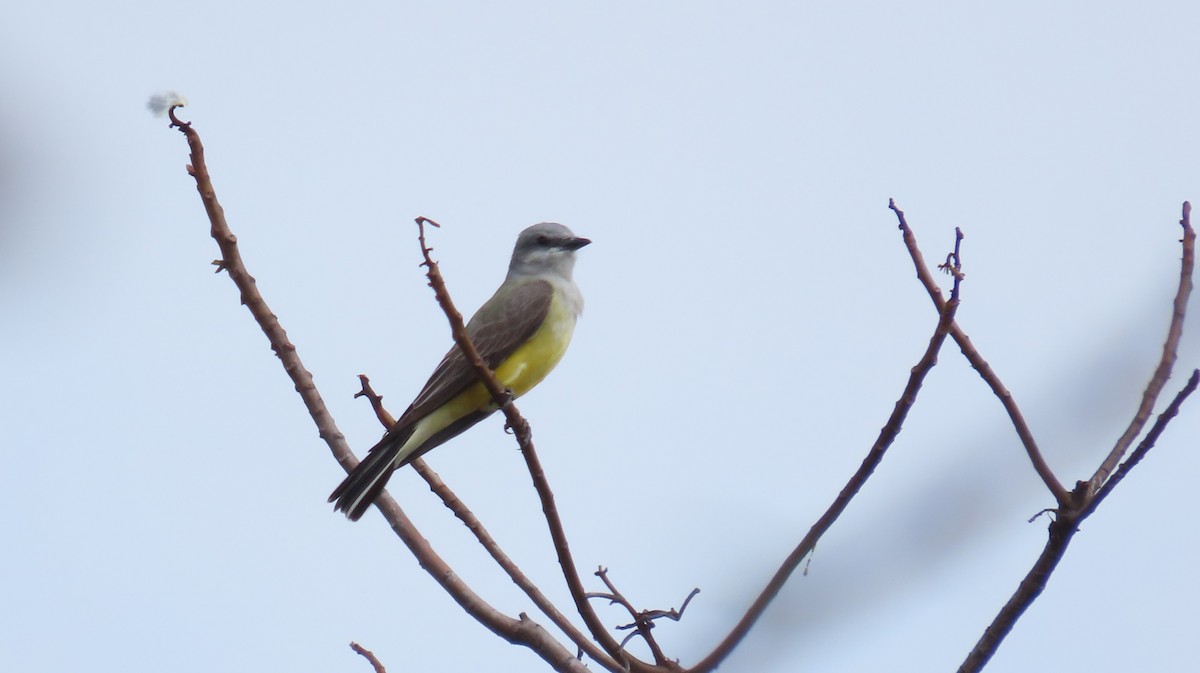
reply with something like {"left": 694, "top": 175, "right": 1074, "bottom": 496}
{"left": 3, "top": 3, "right": 1199, "bottom": 672}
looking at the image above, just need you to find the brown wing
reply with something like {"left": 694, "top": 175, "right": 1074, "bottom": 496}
{"left": 391, "top": 278, "right": 554, "bottom": 430}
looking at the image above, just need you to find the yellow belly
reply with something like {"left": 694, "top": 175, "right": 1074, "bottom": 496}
{"left": 402, "top": 292, "right": 577, "bottom": 454}
{"left": 493, "top": 291, "right": 577, "bottom": 398}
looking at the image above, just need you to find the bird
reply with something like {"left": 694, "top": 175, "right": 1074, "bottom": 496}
{"left": 329, "top": 222, "right": 591, "bottom": 520}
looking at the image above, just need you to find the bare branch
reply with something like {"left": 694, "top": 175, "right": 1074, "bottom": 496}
{"left": 166, "top": 106, "right": 351, "bottom": 469}
{"left": 413, "top": 218, "right": 661, "bottom": 672}
{"left": 585, "top": 568, "right": 698, "bottom": 666}
{"left": 958, "top": 370, "right": 1199, "bottom": 673}
{"left": 413, "top": 459, "right": 624, "bottom": 670}
{"left": 169, "top": 111, "right": 1196, "bottom": 672}
{"left": 889, "top": 199, "right": 1072, "bottom": 505}
{"left": 354, "top": 375, "right": 620, "bottom": 668}
{"left": 1089, "top": 201, "right": 1195, "bottom": 492}
{"left": 957, "top": 508, "right": 1081, "bottom": 673}
{"left": 690, "top": 218, "right": 964, "bottom": 673}
{"left": 349, "top": 642, "right": 387, "bottom": 673}
{"left": 591, "top": 567, "right": 671, "bottom": 666}
{"left": 355, "top": 375, "right": 396, "bottom": 428}
{"left": 958, "top": 204, "right": 1198, "bottom": 673}
{"left": 165, "top": 112, "right": 589, "bottom": 673}
{"left": 1086, "top": 368, "right": 1199, "bottom": 515}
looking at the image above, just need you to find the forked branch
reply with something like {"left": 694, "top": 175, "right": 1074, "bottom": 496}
{"left": 165, "top": 109, "right": 589, "bottom": 673}
{"left": 945, "top": 201, "right": 1196, "bottom": 673}
{"left": 165, "top": 108, "right": 1194, "bottom": 673}
{"left": 958, "top": 370, "right": 1198, "bottom": 673}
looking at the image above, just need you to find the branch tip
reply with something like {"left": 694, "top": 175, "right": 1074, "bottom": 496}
{"left": 349, "top": 642, "right": 388, "bottom": 673}
{"left": 888, "top": 198, "right": 908, "bottom": 231}
{"left": 166, "top": 104, "right": 191, "bottom": 130}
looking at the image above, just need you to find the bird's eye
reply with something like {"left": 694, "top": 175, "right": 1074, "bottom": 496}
{"left": 536, "top": 235, "right": 550, "bottom": 246}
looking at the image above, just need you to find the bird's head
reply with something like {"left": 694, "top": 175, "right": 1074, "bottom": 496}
{"left": 507, "top": 222, "right": 591, "bottom": 280}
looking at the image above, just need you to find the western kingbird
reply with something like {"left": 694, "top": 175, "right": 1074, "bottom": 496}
{"left": 330, "top": 222, "right": 591, "bottom": 520}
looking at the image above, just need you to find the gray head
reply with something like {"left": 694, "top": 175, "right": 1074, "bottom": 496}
{"left": 507, "top": 222, "right": 591, "bottom": 280}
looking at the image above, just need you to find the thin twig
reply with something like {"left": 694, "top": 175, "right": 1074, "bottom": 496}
{"left": 355, "top": 375, "right": 396, "bottom": 428}
{"left": 889, "top": 199, "right": 1072, "bottom": 506}
{"left": 592, "top": 567, "right": 670, "bottom": 666}
{"left": 1089, "top": 201, "right": 1195, "bottom": 492}
{"left": 349, "top": 642, "right": 387, "bottom": 673}
{"left": 626, "top": 589, "right": 700, "bottom": 627}
{"left": 585, "top": 568, "right": 696, "bottom": 665}
{"left": 1086, "top": 369, "right": 1199, "bottom": 514}
{"left": 690, "top": 221, "right": 965, "bottom": 673}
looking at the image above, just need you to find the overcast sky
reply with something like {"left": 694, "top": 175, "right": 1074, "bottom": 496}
{"left": 3, "top": 3, "right": 1199, "bottom": 673}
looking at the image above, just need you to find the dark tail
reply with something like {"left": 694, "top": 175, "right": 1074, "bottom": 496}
{"left": 329, "top": 427, "right": 415, "bottom": 521}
